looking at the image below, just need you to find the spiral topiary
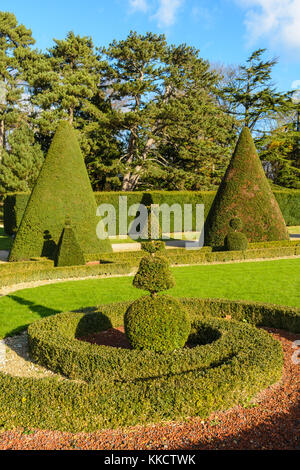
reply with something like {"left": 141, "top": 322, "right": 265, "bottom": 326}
{"left": 125, "top": 253, "right": 190, "bottom": 352}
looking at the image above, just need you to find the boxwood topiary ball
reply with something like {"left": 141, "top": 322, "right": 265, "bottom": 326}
{"left": 225, "top": 231, "right": 248, "bottom": 251}
{"left": 124, "top": 295, "right": 191, "bottom": 352}
{"left": 133, "top": 255, "right": 175, "bottom": 294}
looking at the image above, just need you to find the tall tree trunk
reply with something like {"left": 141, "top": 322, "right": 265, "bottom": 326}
{"left": 69, "top": 108, "right": 74, "bottom": 125}
{"left": 0, "top": 120, "right": 5, "bottom": 161}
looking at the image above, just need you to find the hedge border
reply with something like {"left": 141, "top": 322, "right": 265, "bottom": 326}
{"left": 1, "top": 242, "right": 300, "bottom": 288}
{"left": 0, "top": 296, "right": 286, "bottom": 432}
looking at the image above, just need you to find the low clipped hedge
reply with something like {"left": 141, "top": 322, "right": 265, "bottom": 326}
{"left": 0, "top": 296, "right": 286, "bottom": 431}
{"left": 1, "top": 240, "right": 300, "bottom": 288}
{"left": 28, "top": 298, "right": 300, "bottom": 386}
{"left": 0, "top": 262, "right": 136, "bottom": 288}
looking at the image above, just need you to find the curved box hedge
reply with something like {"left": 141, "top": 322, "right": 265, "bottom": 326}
{"left": 0, "top": 296, "right": 295, "bottom": 432}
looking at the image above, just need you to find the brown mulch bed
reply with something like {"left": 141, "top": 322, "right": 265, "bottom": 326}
{"left": 79, "top": 326, "right": 131, "bottom": 349}
{"left": 0, "top": 328, "right": 299, "bottom": 450}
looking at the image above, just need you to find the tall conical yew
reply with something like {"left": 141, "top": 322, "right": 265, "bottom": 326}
{"left": 9, "top": 121, "right": 112, "bottom": 261}
{"left": 204, "top": 127, "right": 289, "bottom": 247}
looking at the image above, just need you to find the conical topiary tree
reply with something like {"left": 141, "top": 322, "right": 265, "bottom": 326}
{"left": 55, "top": 216, "right": 85, "bottom": 267}
{"left": 9, "top": 121, "right": 112, "bottom": 261}
{"left": 204, "top": 127, "right": 289, "bottom": 247}
{"left": 124, "top": 254, "right": 191, "bottom": 352}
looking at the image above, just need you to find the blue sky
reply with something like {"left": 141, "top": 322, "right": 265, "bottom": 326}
{"left": 2, "top": 0, "right": 300, "bottom": 93}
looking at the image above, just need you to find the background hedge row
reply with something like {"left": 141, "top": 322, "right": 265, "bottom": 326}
{"left": 4, "top": 189, "right": 300, "bottom": 236}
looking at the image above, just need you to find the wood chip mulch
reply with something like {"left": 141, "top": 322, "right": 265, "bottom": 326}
{"left": 0, "top": 327, "right": 299, "bottom": 450}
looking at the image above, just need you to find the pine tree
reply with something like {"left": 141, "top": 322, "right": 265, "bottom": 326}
{"left": 257, "top": 117, "right": 300, "bottom": 189}
{"left": 101, "top": 31, "right": 236, "bottom": 191}
{"left": 221, "top": 49, "right": 287, "bottom": 131}
{"left": 204, "top": 127, "right": 289, "bottom": 247}
{"left": 27, "top": 31, "right": 102, "bottom": 150}
{"left": 0, "top": 124, "right": 44, "bottom": 193}
{"left": 9, "top": 121, "right": 112, "bottom": 262}
{"left": 0, "top": 12, "right": 35, "bottom": 158}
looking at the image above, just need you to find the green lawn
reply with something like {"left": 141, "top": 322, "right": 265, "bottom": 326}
{"left": 0, "top": 258, "right": 299, "bottom": 338}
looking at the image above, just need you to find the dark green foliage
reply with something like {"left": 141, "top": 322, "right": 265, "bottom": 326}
{"left": 3, "top": 192, "right": 30, "bottom": 235}
{"left": 55, "top": 218, "right": 85, "bottom": 267}
{"left": 0, "top": 12, "right": 35, "bottom": 159}
{"left": 0, "top": 125, "right": 44, "bottom": 194}
{"left": 133, "top": 255, "right": 175, "bottom": 294}
{"left": 205, "top": 127, "right": 289, "bottom": 247}
{"left": 124, "top": 295, "right": 191, "bottom": 352}
{"left": 9, "top": 121, "right": 112, "bottom": 261}
{"left": 221, "top": 49, "right": 288, "bottom": 131}
{"left": 225, "top": 232, "right": 248, "bottom": 251}
{"left": 102, "top": 31, "right": 236, "bottom": 191}
{"left": 273, "top": 190, "right": 300, "bottom": 226}
{"left": 229, "top": 217, "right": 243, "bottom": 231}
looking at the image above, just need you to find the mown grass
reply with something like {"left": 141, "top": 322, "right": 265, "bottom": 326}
{"left": 0, "top": 257, "right": 299, "bottom": 338}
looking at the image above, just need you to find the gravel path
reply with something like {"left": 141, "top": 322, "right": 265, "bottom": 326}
{"left": 0, "top": 327, "right": 299, "bottom": 450}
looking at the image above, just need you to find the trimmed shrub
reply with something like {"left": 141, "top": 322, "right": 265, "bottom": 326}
{"left": 55, "top": 217, "right": 85, "bottom": 267}
{"left": 225, "top": 232, "right": 248, "bottom": 251}
{"left": 0, "top": 262, "right": 135, "bottom": 289}
{"left": 133, "top": 255, "right": 175, "bottom": 293}
{"left": 225, "top": 218, "right": 248, "bottom": 251}
{"left": 140, "top": 240, "right": 165, "bottom": 254}
{"left": 9, "top": 121, "right": 112, "bottom": 262}
{"left": 124, "top": 295, "right": 191, "bottom": 352}
{"left": 205, "top": 127, "right": 289, "bottom": 246}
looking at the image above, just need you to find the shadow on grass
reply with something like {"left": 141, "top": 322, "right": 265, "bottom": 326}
{"left": 5, "top": 295, "right": 61, "bottom": 337}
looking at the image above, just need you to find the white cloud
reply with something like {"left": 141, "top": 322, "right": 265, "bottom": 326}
{"left": 153, "top": 0, "right": 184, "bottom": 27}
{"left": 128, "top": 0, "right": 184, "bottom": 27}
{"left": 129, "top": 0, "right": 149, "bottom": 13}
{"left": 237, "top": 0, "right": 300, "bottom": 48}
